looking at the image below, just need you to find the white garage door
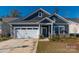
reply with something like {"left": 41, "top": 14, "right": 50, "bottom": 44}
{"left": 15, "top": 27, "right": 39, "bottom": 39}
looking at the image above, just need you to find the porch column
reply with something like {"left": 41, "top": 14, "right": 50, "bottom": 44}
{"left": 12, "top": 27, "right": 16, "bottom": 39}
{"left": 51, "top": 24, "right": 53, "bottom": 36}
{"left": 40, "top": 25, "right": 42, "bottom": 36}
{"left": 13, "top": 27, "right": 16, "bottom": 39}
{"left": 39, "top": 24, "right": 41, "bottom": 37}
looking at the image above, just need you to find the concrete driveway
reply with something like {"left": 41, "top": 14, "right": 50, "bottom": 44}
{"left": 0, "top": 39, "right": 38, "bottom": 53}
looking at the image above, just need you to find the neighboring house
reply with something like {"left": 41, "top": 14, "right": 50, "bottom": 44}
{"left": 0, "top": 18, "right": 8, "bottom": 36}
{"left": 8, "top": 8, "right": 79, "bottom": 39}
{"left": 0, "top": 17, "right": 19, "bottom": 36}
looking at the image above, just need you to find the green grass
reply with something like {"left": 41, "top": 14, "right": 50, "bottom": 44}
{"left": 36, "top": 39, "right": 79, "bottom": 53}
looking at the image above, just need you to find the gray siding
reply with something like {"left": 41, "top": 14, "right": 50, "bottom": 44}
{"left": 50, "top": 15, "right": 67, "bottom": 23}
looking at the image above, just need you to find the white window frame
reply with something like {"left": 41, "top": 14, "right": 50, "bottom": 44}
{"left": 54, "top": 26, "right": 65, "bottom": 35}
{"left": 38, "top": 12, "right": 42, "bottom": 17}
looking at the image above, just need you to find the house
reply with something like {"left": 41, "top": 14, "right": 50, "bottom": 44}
{"left": 9, "top": 8, "right": 79, "bottom": 39}
{"left": 0, "top": 18, "right": 9, "bottom": 36}
{"left": 0, "top": 17, "right": 18, "bottom": 36}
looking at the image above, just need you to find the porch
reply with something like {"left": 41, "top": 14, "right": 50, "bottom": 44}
{"left": 39, "top": 24, "right": 52, "bottom": 38}
{"left": 39, "top": 23, "right": 69, "bottom": 38}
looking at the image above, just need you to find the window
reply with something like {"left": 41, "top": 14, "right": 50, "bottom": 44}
{"left": 33, "top": 28, "right": 38, "bottom": 30}
{"left": 59, "top": 26, "right": 65, "bottom": 35}
{"left": 21, "top": 28, "right": 26, "bottom": 30}
{"left": 27, "top": 28, "right": 32, "bottom": 30}
{"left": 15, "top": 28, "right": 20, "bottom": 30}
{"left": 54, "top": 26, "right": 65, "bottom": 35}
{"left": 38, "top": 12, "right": 42, "bottom": 17}
{"left": 53, "top": 17, "right": 56, "bottom": 22}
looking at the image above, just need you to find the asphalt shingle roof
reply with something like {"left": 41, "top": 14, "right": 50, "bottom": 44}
{"left": 66, "top": 18, "right": 79, "bottom": 23}
{"left": 2, "top": 17, "right": 19, "bottom": 23}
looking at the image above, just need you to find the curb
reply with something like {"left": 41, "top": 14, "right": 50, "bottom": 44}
{"left": 32, "top": 39, "right": 39, "bottom": 53}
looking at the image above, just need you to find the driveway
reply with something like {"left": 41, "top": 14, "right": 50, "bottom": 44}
{"left": 0, "top": 39, "right": 38, "bottom": 53}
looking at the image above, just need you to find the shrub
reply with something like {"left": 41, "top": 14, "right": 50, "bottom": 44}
{"left": 49, "top": 35, "right": 61, "bottom": 41}
{"left": 39, "top": 35, "right": 44, "bottom": 39}
{"left": 0, "top": 36, "right": 11, "bottom": 41}
{"left": 49, "top": 35, "right": 79, "bottom": 42}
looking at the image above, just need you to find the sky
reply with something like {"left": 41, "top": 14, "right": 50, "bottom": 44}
{"left": 0, "top": 6, "right": 79, "bottom": 18}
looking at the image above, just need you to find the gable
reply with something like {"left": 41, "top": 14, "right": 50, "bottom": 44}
{"left": 40, "top": 19, "right": 51, "bottom": 23}
{"left": 39, "top": 17, "right": 53, "bottom": 23}
{"left": 9, "top": 8, "right": 51, "bottom": 24}
{"left": 23, "top": 8, "right": 51, "bottom": 21}
{"left": 54, "top": 16, "right": 67, "bottom": 23}
{"left": 49, "top": 13, "right": 68, "bottom": 23}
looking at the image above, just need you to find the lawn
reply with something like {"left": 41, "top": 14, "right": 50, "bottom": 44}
{"left": 36, "top": 39, "right": 79, "bottom": 53}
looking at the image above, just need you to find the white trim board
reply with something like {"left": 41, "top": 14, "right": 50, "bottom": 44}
{"left": 38, "top": 17, "right": 54, "bottom": 23}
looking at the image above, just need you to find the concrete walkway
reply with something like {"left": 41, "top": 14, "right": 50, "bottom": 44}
{"left": 0, "top": 39, "right": 38, "bottom": 53}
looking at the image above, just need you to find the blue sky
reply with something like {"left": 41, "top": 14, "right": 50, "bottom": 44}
{"left": 0, "top": 6, "right": 79, "bottom": 18}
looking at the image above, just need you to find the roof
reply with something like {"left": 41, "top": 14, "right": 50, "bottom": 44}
{"left": 9, "top": 8, "right": 79, "bottom": 24}
{"left": 66, "top": 18, "right": 79, "bottom": 23}
{"left": 10, "top": 8, "right": 51, "bottom": 23}
{"left": 48, "top": 13, "right": 70, "bottom": 24}
{"left": 2, "top": 17, "right": 19, "bottom": 23}
{"left": 23, "top": 8, "right": 51, "bottom": 20}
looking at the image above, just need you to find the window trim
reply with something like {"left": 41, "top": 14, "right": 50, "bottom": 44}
{"left": 38, "top": 12, "right": 42, "bottom": 17}
{"left": 53, "top": 26, "right": 65, "bottom": 35}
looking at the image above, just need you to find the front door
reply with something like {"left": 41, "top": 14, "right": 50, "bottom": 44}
{"left": 42, "top": 26, "right": 48, "bottom": 37}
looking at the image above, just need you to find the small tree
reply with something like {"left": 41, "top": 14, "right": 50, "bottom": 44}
{"left": 0, "top": 18, "right": 2, "bottom": 21}
{"left": 10, "top": 9, "right": 21, "bottom": 17}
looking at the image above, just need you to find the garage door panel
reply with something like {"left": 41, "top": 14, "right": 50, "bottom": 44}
{"left": 26, "top": 30, "right": 39, "bottom": 38}
{"left": 16, "top": 30, "right": 26, "bottom": 39}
